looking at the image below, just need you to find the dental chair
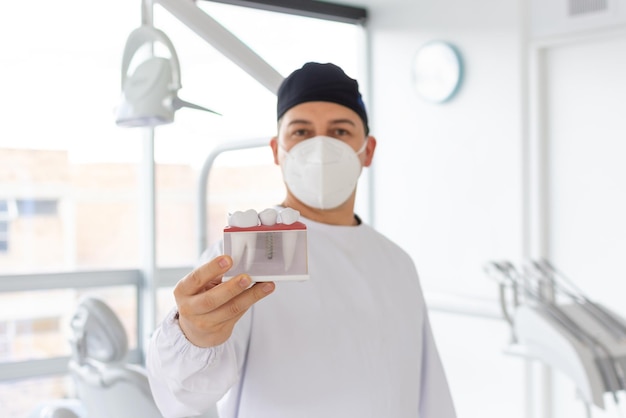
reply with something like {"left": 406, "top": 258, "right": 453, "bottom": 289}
{"left": 67, "top": 296, "right": 164, "bottom": 418}
{"left": 32, "top": 296, "right": 217, "bottom": 418}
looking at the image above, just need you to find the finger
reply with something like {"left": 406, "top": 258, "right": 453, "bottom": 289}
{"left": 207, "top": 281, "right": 275, "bottom": 324}
{"left": 177, "top": 281, "right": 276, "bottom": 348}
{"left": 186, "top": 273, "right": 255, "bottom": 315}
{"left": 175, "top": 255, "right": 233, "bottom": 296}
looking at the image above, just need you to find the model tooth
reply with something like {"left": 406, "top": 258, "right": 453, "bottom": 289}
{"left": 229, "top": 232, "right": 247, "bottom": 269}
{"left": 229, "top": 232, "right": 257, "bottom": 271}
{"left": 279, "top": 208, "right": 300, "bottom": 225}
{"left": 228, "top": 209, "right": 258, "bottom": 271}
{"left": 278, "top": 208, "right": 300, "bottom": 270}
{"left": 228, "top": 209, "right": 259, "bottom": 227}
{"left": 282, "top": 230, "right": 298, "bottom": 271}
{"left": 259, "top": 208, "right": 278, "bottom": 226}
{"left": 242, "top": 233, "right": 257, "bottom": 271}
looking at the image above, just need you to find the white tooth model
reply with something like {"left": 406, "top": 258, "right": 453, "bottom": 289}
{"left": 279, "top": 208, "right": 299, "bottom": 271}
{"left": 259, "top": 208, "right": 278, "bottom": 262}
{"left": 223, "top": 207, "right": 308, "bottom": 282}
{"left": 228, "top": 209, "right": 259, "bottom": 271}
{"left": 258, "top": 208, "right": 278, "bottom": 226}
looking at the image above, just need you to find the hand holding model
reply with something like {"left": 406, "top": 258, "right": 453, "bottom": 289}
{"left": 173, "top": 255, "right": 275, "bottom": 348}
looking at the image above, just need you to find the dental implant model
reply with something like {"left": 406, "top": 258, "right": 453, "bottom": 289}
{"left": 223, "top": 208, "right": 309, "bottom": 282}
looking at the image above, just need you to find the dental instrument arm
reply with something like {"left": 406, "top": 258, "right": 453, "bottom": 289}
{"left": 153, "top": 0, "right": 284, "bottom": 94}
{"left": 487, "top": 259, "right": 626, "bottom": 410}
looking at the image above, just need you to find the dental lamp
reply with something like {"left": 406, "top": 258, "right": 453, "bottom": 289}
{"left": 116, "top": 0, "right": 285, "bottom": 128}
{"left": 115, "top": 25, "right": 220, "bottom": 127}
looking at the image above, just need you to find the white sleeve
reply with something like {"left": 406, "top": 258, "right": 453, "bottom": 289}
{"left": 146, "top": 308, "right": 251, "bottom": 418}
{"left": 146, "top": 239, "right": 249, "bottom": 418}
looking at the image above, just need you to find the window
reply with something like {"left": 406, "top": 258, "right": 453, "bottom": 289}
{"left": 1, "top": 2, "right": 143, "bottom": 273}
{"left": 16, "top": 200, "right": 58, "bottom": 217}
{"left": 1, "top": 1, "right": 367, "bottom": 416}
{"left": 0, "top": 201, "right": 9, "bottom": 253}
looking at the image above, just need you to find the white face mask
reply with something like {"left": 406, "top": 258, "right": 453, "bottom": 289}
{"left": 279, "top": 136, "right": 368, "bottom": 210}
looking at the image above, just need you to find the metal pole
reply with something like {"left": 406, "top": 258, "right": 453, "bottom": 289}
{"left": 137, "top": 0, "right": 157, "bottom": 363}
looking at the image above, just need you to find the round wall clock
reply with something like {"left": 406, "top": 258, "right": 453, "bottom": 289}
{"left": 411, "top": 41, "right": 463, "bottom": 103}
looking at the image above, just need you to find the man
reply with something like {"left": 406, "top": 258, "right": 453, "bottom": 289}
{"left": 147, "top": 62, "right": 457, "bottom": 418}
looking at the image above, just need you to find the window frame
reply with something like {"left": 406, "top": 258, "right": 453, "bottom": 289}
{"left": 202, "top": 0, "right": 367, "bottom": 24}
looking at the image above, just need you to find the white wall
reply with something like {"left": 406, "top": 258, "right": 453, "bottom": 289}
{"left": 543, "top": 32, "right": 626, "bottom": 418}
{"left": 545, "top": 33, "right": 626, "bottom": 318}
{"left": 361, "top": 0, "right": 626, "bottom": 417}
{"left": 361, "top": 1, "right": 528, "bottom": 417}
{"left": 366, "top": 0, "right": 524, "bottom": 297}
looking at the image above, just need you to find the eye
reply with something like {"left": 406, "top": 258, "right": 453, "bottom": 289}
{"left": 285, "top": 127, "right": 313, "bottom": 144}
{"left": 331, "top": 128, "right": 352, "bottom": 138}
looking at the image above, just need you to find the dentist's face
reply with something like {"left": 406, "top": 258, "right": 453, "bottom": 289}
{"left": 269, "top": 101, "right": 377, "bottom": 219}
{"left": 271, "top": 101, "right": 375, "bottom": 167}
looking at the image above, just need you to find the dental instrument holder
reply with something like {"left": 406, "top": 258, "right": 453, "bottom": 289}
{"left": 487, "top": 260, "right": 626, "bottom": 410}
{"left": 223, "top": 222, "right": 309, "bottom": 282}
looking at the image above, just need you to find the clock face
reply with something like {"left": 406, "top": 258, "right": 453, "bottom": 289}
{"left": 411, "top": 41, "right": 462, "bottom": 103}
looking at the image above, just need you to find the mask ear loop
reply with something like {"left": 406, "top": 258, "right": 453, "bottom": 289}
{"left": 277, "top": 141, "right": 292, "bottom": 167}
{"left": 356, "top": 137, "right": 369, "bottom": 155}
{"left": 278, "top": 140, "right": 290, "bottom": 154}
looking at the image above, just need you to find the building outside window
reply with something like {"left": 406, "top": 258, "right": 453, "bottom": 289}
{"left": 0, "top": 200, "right": 10, "bottom": 253}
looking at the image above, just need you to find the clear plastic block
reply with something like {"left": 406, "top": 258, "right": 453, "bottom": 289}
{"left": 223, "top": 221, "right": 309, "bottom": 282}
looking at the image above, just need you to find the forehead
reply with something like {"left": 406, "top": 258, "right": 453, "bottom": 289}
{"left": 281, "top": 101, "right": 362, "bottom": 126}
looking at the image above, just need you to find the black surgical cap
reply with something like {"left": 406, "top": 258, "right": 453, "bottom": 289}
{"left": 277, "top": 62, "right": 369, "bottom": 134}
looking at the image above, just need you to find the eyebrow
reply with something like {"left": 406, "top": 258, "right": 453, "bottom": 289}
{"left": 286, "top": 119, "right": 313, "bottom": 126}
{"left": 286, "top": 118, "right": 357, "bottom": 127}
{"left": 329, "top": 119, "right": 356, "bottom": 126}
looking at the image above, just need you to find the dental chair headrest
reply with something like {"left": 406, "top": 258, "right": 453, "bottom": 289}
{"left": 69, "top": 297, "right": 128, "bottom": 364}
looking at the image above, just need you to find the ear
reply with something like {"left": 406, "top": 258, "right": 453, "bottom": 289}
{"left": 270, "top": 137, "right": 280, "bottom": 165}
{"left": 363, "top": 136, "right": 377, "bottom": 167}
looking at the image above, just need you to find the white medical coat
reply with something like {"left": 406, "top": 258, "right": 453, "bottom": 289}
{"left": 147, "top": 216, "right": 457, "bottom": 418}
